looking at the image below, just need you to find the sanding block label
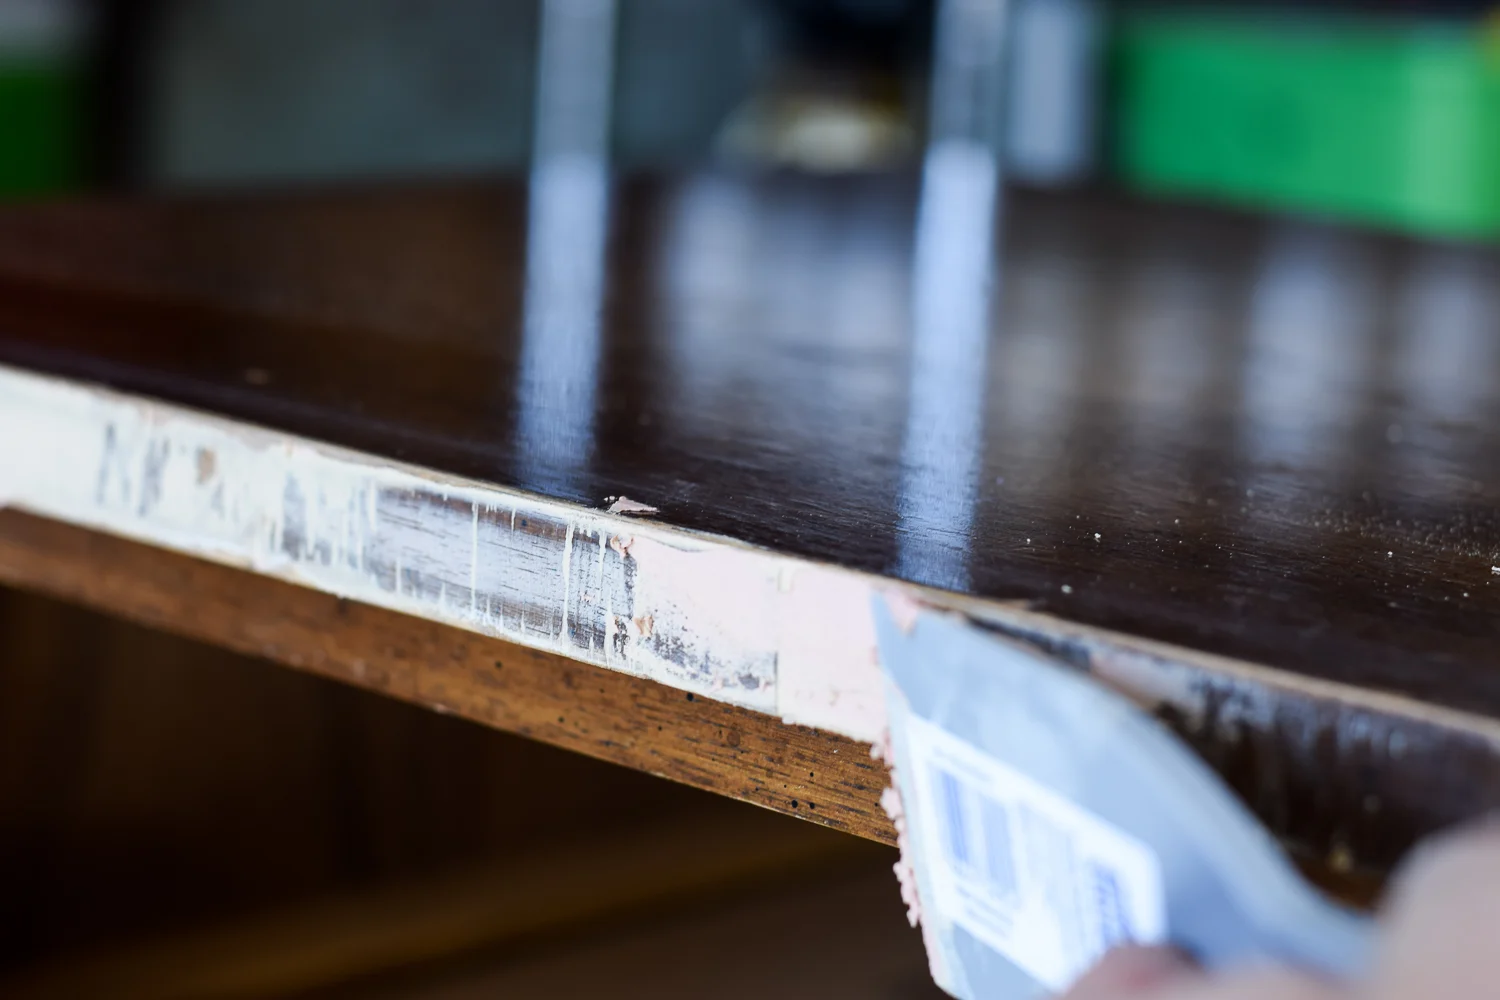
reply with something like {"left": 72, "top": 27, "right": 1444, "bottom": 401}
{"left": 903, "top": 713, "right": 1167, "bottom": 991}
{"left": 876, "top": 598, "right": 1372, "bottom": 998}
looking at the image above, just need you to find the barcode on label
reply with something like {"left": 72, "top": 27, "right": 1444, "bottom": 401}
{"left": 905, "top": 716, "right": 1167, "bottom": 992}
{"left": 936, "top": 767, "right": 1020, "bottom": 902}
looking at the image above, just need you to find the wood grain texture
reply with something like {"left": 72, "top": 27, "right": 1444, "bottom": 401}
{"left": 0, "top": 505, "right": 1479, "bottom": 896}
{"left": 0, "top": 177, "right": 1497, "bottom": 731}
{"left": 0, "top": 509, "right": 893, "bottom": 844}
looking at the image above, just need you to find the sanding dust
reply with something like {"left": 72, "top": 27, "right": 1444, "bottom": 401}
{"left": 881, "top": 784, "right": 923, "bottom": 928}
{"left": 605, "top": 496, "right": 659, "bottom": 516}
{"left": 872, "top": 731, "right": 922, "bottom": 928}
{"left": 874, "top": 728, "right": 950, "bottom": 987}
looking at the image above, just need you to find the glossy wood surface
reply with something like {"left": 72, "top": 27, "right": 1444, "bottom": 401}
{"left": 2, "top": 174, "right": 1499, "bottom": 722}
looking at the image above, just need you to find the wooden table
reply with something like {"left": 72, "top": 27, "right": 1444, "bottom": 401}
{"left": 2, "top": 172, "right": 1498, "bottom": 883}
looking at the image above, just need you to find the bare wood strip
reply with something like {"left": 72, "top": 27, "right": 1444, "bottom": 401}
{"left": 0, "top": 509, "right": 894, "bottom": 844}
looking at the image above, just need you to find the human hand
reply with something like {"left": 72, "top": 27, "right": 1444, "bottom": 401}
{"left": 1061, "top": 822, "right": 1500, "bottom": 999}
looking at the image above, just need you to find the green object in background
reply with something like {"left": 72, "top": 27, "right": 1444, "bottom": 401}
{"left": 0, "top": 54, "right": 83, "bottom": 195}
{"left": 1114, "top": 9, "right": 1500, "bottom": 240}
{"left": 0, "top": 1, "right": 87, "bottom": 198}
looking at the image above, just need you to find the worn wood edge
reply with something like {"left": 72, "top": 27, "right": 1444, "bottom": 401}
{"left": 0, "top": 509, "right": 1394, "bottom": 916}
{"left": 4, "top": 363, "right": 1500, "bottom": 873}
{"left": 0, "top": 362, "right": 885, "bottom": 738}
{"left": 961, "top": 598, "right": 1500, "bottom": 747}
{"left": 0, "top": 508, "right": 895, "bottom": 845}
{"left": 958, "top": 599, "right": 1500, "bottom": 874}
{"left": 1, "top": 800, "right": 888, "bottom": 999}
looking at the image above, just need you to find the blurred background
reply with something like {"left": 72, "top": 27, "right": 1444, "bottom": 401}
{"left": 3, "top": 0, "right": 1500, "bottom": 995}
{"left": 9, "top": 0, "right": 1500, "bottom": 238}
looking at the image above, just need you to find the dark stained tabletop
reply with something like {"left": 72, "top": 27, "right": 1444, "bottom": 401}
{"left": 2, "top": 171, "right": 1499, "bottom": 722}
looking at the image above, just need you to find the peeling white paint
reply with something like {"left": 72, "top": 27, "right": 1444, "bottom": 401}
{"left": 5, "top": 362, "right": 1500, "bottom": 760}
{"left": 0, "top": 363, "right": 887, "bottom": 722}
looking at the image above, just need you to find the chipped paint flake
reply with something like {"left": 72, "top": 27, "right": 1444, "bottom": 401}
{"left": 606, "top": 496, "right": 659, "bottom": 516}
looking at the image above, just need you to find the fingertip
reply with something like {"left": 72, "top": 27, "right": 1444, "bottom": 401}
{"left": 1386, "top": 817, "right": 1500, "bottom": 915}
{"left": 1062, "top": 945, "right": 1201, "bottom": 999}
{"left": 1375, "top": 817, "right": 1500, "bottom": 997}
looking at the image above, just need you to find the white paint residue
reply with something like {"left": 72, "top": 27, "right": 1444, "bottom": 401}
{"left": 622, "top": 539, "right": 886, "bottom": 738}
{"left": 624, "top": 534, "right": 780, "bottom": 696}
{"left": 9, "top": 360, "right": 1497, "bottom": 779}
{"left": 0, "top": 363, "right": 797, "bottom": 715}
{"left": 774, "top": 564, "right": 886, "bottom": 742}
{"left": 560, "top": 522, "right": 575, "bottom": 640}
{"left": 876, "top": 722, "right": 950, "bottom": 988}
{"left": 469, "top": 503, "right": 479, "bottom": 616}
{"left": 881, "top": 784, "right": 923, "bottom": 927}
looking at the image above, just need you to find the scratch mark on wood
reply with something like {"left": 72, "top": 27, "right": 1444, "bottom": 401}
{"left": 470, "top": 502, "right": 479, "bottom": 617}
{"left": 560, "top": 522, "right": 575, "bottom": 642}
